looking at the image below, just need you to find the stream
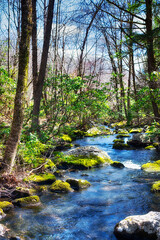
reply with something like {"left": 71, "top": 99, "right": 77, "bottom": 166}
{"left": 3, "top": 133, "right": 160, "bottom": 240}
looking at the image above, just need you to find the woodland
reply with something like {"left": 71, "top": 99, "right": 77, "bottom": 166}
{"left": 0, "top": 0, "right": 160, "bottom": 206}
{"left": 0, "top": 0, "right": 160, "bottom": 239}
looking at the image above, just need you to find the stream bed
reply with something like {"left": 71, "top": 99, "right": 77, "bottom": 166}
{"left": 3, "top": 134, "right": 160, "bottom": 240}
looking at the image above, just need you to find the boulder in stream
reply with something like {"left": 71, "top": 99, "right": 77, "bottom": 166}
{"left": 110, "top": 161, "right": 125, "bottom": 168}
{"left": 114, "top": 211, "right": 160, "bottom": 240}
{"left": 141, "top": 160, "right": 160, "bottom": 172}
{"left": 12, "top": 195, "right": 41, "bottom": 208}
{"left": 151, "top": 181, "right": 160, "bottom": 192}
{"left": 113, "top": 142, "right": 131, "bottom": 150}
{"left": 66, "top": 178, "right": 91, "bottom": 190}
{"left": 0, "top": 201, "right": 14, "bottom": 213}
{"left": 127, "top": 133, "right": 151, "bottom": 147}
{"left": 50, "top": 180, "right": 73, "bottom": 193}
{"left": 24, "top": 173, "right": 56, "bottom": 185}
{"left": 58, "top": 146, "right": 113, "bottom": 170}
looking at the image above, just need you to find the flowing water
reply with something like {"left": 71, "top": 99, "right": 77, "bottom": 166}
{"left": 3, "top": 134, "right": 160, "bottom": 240}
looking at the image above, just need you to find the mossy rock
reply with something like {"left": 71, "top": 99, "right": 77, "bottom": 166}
{"left": 36, "top": 185, "right": 48, "bottom": 193}
{"left": 111, "top": 161, "right": 125, "bottom": 168}
{"left": 151, "top": 181, "right": 160, "bottom": 192}
{"left": 113, "top": 139, "right": 124, "bottom": 143}
{"left": 85, "top": 127, "right": 102, "bottom": 137}
{"left": 113, "top": 142, "right": 131, "bottom": 150}
{"left": 145, "top": 145, "right": 156, "bottom": 150}
{"left": 153, "top": 142, "right": 159, "bottom": 148}
{"left": 24, "top": 173, "right": 56, "bottom": 185}
{"left": 12, "top": 187, "right": 36, "bottom": 199}
{"left": 59, "top": 155, "right": 113, "bottom": 170}
{"left": 85, "top": 127, "right": 113, "bottom": 137}
{"left": 141, "top": 160, "right": 160, "bottom": 172}
{"left": 129, "top": 128, "right": 143, "bottom": 133}
{"left": 13, "top": 195, "right": 41, "bottom": 208}
{"left": 66, "top": 178, "right": 91, "bottom": 190}
{"left": 116, "top": 134, "right": 130, "bottom": 138}
{"left": 117, "top": 129, "right": 129, "bottom": 135}
{"left": 50, "top": 180, "right": 72, "bottom": 193}
{"left": 0, "top": 201, "right": 14, "bottom": 212}
{"left": 111, "top": 121, "right": 126, "bottom": 128}
{"left": 44, "top": 159, "right": 56, "bottom": 171}
{"left": 58, "top": 146, "right": 113, "bottom": 170}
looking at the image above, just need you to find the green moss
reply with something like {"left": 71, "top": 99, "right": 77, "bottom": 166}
{"left": 60, "top": 134, "right": 72, "bottom": 142}
{"left": 85, "top": 127, "right": 113, "bottom": 137}
{"left": 66, "top": 178, "right": 91, "bottom": 190}
{"left": 44, "top": 159, "right": 56, "bottom": 170}
{"left": 116, "top": 134, "right": 130, "bottom": 138}
{"left": 13, "top": 195, "right": 40, "bottom": 207}
{"left": 37, "top": 186, "right": 48, "bottom": 193}
{"left": 113, "top": 142, "right": 131, "bottom": 150}
{"left": 58, "top": 154, "right": 113, "bottom": 169}
{"left": 113, "top": 139, "right": 124, "bottom": 143}
{"left": 129, "top": 128, "right": 143, "bottom": 133}
{"left": 24, "top": 173, "right": 56, "bottom": 184}
{"left": 145, "top": 145, "right": 156, "bottom": 150}
{"left": 50, "top": 180, "right": 72, "bottom": 193}
{"left": 111, "top": 121, "right": 126, "bottom": 128}
{"left": 85, "top": 127, "right": 102, "bottom": 137}
{"left": 153, "top": 142, "right": 159, "bottom": 147}
{"left": 0, "top": 201, "right": 13, "bottom": 212}
{"left": 117, "top": 130, "right": 129, "bottom": 134}
{"left": 141, "top": 160, "right": 160, "bottom": 172}
{"left": 151, "top": 181, "right": 160, "bottom": 192}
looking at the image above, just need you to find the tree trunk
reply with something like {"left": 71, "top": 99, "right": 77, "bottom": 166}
{"left": 78, "top": 0, "right": 103, "bottom": 76}
{"left": 3, "top": 0, "right": 32, "bottom": 173}
{"left": 146, "top": 0, "right": 160, "bottom": 121}
{"left": 32, "top": 0, "right": 38, "bottom": 130}
{"left": 32, "top": 0, "right": 55, "bottom": 130}
{"left": 102, "top": 31, "right": 120, "bottom": 115}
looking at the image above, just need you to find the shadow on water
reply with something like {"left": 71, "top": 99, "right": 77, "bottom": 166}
{"left": 3, "top": 134, "right": 160, "bottom": 240}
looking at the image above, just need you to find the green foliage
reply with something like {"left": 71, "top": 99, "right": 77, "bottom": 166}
{"left": 146, "top": 121, "right": 160, "bottom": 140}
{"left": 18, "top": 133, "right": 49, "bottom": 168}
{"left": 42, "top": 74, "right": 109, "bottom": 132}
{"left": 60, "top": 134, "right": 72, "bottom": 142}
{"left": 0, "top": 67, "right": 16, "bottom": 120}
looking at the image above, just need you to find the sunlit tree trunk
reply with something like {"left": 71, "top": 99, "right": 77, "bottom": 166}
{"left": 3, "top": 0, "right": 32, "bottom": 173}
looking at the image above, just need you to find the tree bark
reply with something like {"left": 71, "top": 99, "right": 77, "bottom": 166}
{"left": 32, "top": 0, "right": 55, "bottom": 130}
{"left": 3, "top": 0, "right": 32, "bottom": 173}
{"left": 146, "top": 0, "right": 160, "bottom": 121}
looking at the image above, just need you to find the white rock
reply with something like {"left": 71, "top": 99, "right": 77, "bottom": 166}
{"left": 114, "top": 211, "right": 160, "bottom": 240}
{"left": 66, "top": 146, "right": 111, "bottom": 160}
{"left": 0, "top": 224, "right": 7, "bottom": 237}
